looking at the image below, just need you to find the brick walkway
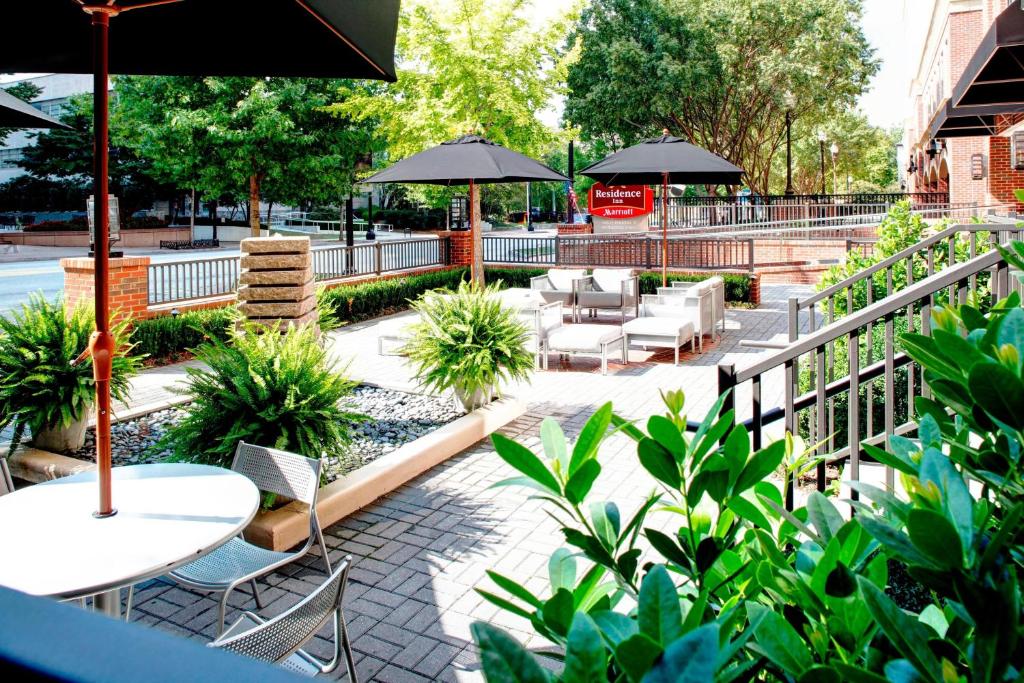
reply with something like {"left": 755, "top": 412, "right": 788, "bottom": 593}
{"left": 120, "top": 283, "right": 810, "bottom": 681}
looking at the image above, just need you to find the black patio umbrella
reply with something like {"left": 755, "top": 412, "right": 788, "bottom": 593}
{"left": 0, "top": 89, "right": 70, "bottom": 130}
{"left": 363, "top": 135, "right": 568, "bottom": 284}
{"left": 0, "top": 0, "right": 400, "bottom": 520}
{"left": 580, "top": 132, "right": 744, "bottom": 286}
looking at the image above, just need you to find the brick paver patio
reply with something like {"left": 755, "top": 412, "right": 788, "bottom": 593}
{"left": 118, "top": 283, "right": 810, "bottom": 681}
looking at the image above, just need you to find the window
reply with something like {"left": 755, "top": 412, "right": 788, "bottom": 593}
{"left": 0, "top": 149, "right": 23, "bottom": 169}
{"left": 971, "top": 154, "right": 985, "bottom": 180}
{"left": 1014, "top": 131, "right": 1024, "bottom": 170}
{"left": 31, "top": 98, "right": 67, "bottom": 118}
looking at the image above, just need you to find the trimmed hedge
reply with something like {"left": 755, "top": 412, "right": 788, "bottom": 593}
{"left": 130, "top": 307, "right": 236, "bottom": 360}
{"left": 485, "top": 267, "right": 756, "bottom": 304}
{"left": 318, "top": 268, "right": 470, "bottom": 324}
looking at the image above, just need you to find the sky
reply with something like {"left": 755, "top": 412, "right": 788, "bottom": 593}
{"left": 1, "top": 0, "right": 908, "bottom": 128}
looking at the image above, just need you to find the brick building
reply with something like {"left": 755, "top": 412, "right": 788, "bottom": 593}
{"left": 905, "top": 0, "right": 1024, "bottom": 209}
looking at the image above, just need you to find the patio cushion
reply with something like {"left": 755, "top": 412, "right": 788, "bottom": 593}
{"left": 495, "top": 288, "right": 545, "bottom": 310}
{"left": 547, "top": 324, "right": 622, "bottom": 353}
{"left": 643, "top": 302, "right": 690, "bottom": 318}
{"left": 592, "top": 268, "right": 632, "bottom": 292}
{"left": 546, "top": 268, "right": 586, "bottom": 291}
{"left": 623, "top": 317, "right": 694, "bottom": 338}
{"left": 578, "top": 290, "right": 624, "bottom": 308}
{"left": 538, "top": 290, "right": 574, "bottom": 306}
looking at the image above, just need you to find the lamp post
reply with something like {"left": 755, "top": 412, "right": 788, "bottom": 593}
{"left": 830, "top": 142, "right": 839, "bottom": 195}
{"left": 783, "top": 91, "right": 796, "bottom": 195}
{"left": 817, "top": 130, "right": 827, "bottom": 195}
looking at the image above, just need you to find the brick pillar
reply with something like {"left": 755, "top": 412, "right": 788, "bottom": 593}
{"left": 749, "top": 273, "right": 761, "bottom": 306}
{"left": 556, "top": 223, "right": 593, "bottom": 235}
{"left": 61, "top": 256, "right": 151, "bottom": 323}
{"left": 449, "top": 230, "right": 472, "bottom": 267}
{"left": 238, "top": 236, "right": 317, "bottom": 331}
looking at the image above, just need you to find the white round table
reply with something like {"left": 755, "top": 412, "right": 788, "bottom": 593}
{"left": 0, "top": 463, "right": 259, "bottom": 614}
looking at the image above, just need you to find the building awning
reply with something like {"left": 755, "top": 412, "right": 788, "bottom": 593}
{"left": 952, "top": 3, "right": 1024, "bottom": 107}
{"left": 928, "top": 100, "right": 1024, "bottom": 138}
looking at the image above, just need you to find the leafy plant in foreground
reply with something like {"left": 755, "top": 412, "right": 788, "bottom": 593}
{"left": 158, "top": 322, "right": 361, "bottom": 468}
{"left": 0, "top": 294, "right": 140, "bottom": 455}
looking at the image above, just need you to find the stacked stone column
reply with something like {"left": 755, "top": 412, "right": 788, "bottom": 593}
{"left": 237, "top": 236, "right": 317, "bottom": 331}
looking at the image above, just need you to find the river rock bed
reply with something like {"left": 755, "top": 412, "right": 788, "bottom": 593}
{"left": 68, "top": 386, "right": 462, "bottom": 482}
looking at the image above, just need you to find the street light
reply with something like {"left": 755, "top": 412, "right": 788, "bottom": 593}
{"left": 783, "top": 91, "right": 796, "bottom": 196}
{"left": 830, "top": 141, "right": 839, "bottom": 195}
{"left": 817, "top": 130, "right": 827, "bottom": 195}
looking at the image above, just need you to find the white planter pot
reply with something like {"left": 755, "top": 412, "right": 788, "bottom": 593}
{"left": 454, "top": 385, "right": 495, "bottom": 412}
{"left": 32, "top": 413, "right": 89, "bottom": 453}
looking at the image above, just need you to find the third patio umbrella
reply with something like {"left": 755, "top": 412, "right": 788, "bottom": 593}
{"left": 363, "top": 135, "right": 569, "bottom": 284}
{"left": 0, "top": 0, "right": 400, "bottom": 519}
{"left": 0, "top": 88, "right": 70, "bottom": 130}
{"left": 580, "top": 132, "right": 744, "bottom": 286}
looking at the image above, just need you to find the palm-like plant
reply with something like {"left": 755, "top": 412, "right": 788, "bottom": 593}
{"left": 159, "top": 322, "right": 361, "bottom": 468}
{"left": 403, "top": 282, "right": 533, "bottom": 411}
{"left": 0, "top": 294, "right": 140, "bottom": 455}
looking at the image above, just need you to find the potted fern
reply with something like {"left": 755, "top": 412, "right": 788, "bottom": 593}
{"left": 403, "top": 282, "right": 534, "bottom": 411}
{"left": 0, "top": 295, "right": 141, "bottom": 454}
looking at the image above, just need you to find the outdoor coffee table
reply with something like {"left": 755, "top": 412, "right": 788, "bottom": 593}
{"left": 0, "top": 463, "right": 259, "bottom": 618}
{"left": 623, "top": 316, "right": 696, "bottom": 366}
{"left": 545, "top": 323, "right": 627, "bottom": 375}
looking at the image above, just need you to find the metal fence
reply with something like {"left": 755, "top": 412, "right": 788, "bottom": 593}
{"left": 148, "top": 237, "right": 450, "bottom": 306}
{"left": 483, "top": 234, "right": 754, "bottom": 271}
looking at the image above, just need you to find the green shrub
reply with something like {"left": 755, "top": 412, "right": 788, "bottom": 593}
{"left": 469, "top": 264, "right": 1024, "bottom": 680}
{"left": 0, "top": 295, "right": 141, "bottom": 455}
{"left": 130, "top": 307, "right": 236, "bottom": 360}
{"left": 318, "top": 268, "right": 469, "bottom": 324}
{"left": 403, "top": 282, "right": 534, "bottom": 410}
{"left": 157, "top": 323, "right": 361, "bottom": 468}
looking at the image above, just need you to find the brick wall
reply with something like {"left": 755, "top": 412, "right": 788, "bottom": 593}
{"left": 61, "top": 256, "right": 151, "bottom": 324}
{"left": 556, "top": 223, "right": 593, "bottom": 235}
{"left": 448, "top": 230, "right": 472, "bottom": 266}
{"left": 988, "top": 136, "right": 1024, "bottom": 211}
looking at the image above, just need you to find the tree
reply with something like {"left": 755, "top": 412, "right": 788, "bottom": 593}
{"left": 563, "top": 0, "right": 878, "bottom": 194}
{"left": 0, "top": 81, "right": 43, "bottom": 146}
{"left": 114, "top": 76, "right": 377, "bottom": 237}
{"left": 18, "top": 94, "right": 171, "bottom": 217}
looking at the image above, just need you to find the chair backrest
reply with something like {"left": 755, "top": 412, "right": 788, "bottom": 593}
{"left": 209, "top": 557, "right": 352, "bottom": 665}
{"left": 0, "top": 458, "right": 13, "bottom": 496}
{"left": 231, "top": 442, "right": 321, "bottom": 506}
{"left": 546, "top": 268, "right": 587, "bottom": 291}
{"left": 592, "top": 268, "right": 633, "bottom": 292}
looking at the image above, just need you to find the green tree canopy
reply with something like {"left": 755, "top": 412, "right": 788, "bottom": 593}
{"left": 114, "top": 76, "right": 378, "bottom": 235}
{"left": 564, "top": 0, "right": 878, "bottom": 194}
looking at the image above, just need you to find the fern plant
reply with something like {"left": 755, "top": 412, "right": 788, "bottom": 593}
{"left": 0, "top": 294, "right": 141, "bottom": 455}
{"left": 403, "top": 282, "right": 533, "bottom": 411}
{"left": 158, "top": 322, "right": 362, "bottom": 468}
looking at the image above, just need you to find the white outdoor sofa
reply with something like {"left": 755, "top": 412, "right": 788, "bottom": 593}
{"left": 493, "top": 288, "right": 563, "bottom": 369}
{"left": 622, "top": 299, "right": 696, "bottom": 366}
{"left": 668, "top": 276, "right": 726, "bottom": 338}
{"left": 574, "top": 268, "right": 639, "bottom": 324}
{"left": 634, "top": 282, "right": 714, "bottom": 355}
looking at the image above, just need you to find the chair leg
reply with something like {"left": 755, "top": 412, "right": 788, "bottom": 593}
{"left": 674, "top": 340, "right": 679, "bottom": 366}
{"left": 621, "top": 338, "right": 627, "bottom": 364}
{"left": 217, "top": 589, "right": 231, "bottom": 636}
{"left": 250, "top": 579, "right": 264, "bottom": 609}
{"left": 317, "top": 524, "right": 333, "bottom": 574}
{"left": 124, "top": 585, "right": 134, "bottom": 621}
{"left": 340, "top": 609, "right": 359, "bottom": 683}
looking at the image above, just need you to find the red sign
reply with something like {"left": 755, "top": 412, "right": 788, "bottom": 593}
{"left": 587, "top": 183, "right": 654, "bottom": 219}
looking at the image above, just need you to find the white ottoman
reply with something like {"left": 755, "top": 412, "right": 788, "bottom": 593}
{"left": 546, "top": 324, "right": 626, "bottom": 375}
{"left": 622, "top": 317, "right": 695, "bottom": 366}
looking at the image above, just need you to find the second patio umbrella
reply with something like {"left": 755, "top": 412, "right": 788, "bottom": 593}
{"left": 0, "top": 0, "right": 400, "bottom": 519}
{"left": 0, "top": 88, "right": 70, "bottom": 130}
{"left": 363, "top": 135, "right": 569, "bottom": 284}
{"left": 580, "top": 133, "right": 744, "bottom": 286}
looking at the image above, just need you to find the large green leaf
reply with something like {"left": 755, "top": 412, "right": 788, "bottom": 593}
{"left": 733, "top": 440, "right": 786, "bottom": 495}
{"left": 562, "top": 613, "right": 608, "bottom": 683}
{"left": 968, "top": 362, "right": 1024, "bottom": 429}
{"left": 471, "top": 622, "right": 549, "bottom": 683}
{"left": 645, "top": 529, "right": 693, "bottom": 570}
{"left": 486, "top": 570, "right": 543, "bottom": 608}
{"left": 647, "top": 415, "right": 687, "bottom": 462}
{"left": 638, "top": 565, "right": 684, "bottom": 646}
{"left": 641, "top": 623, "right": 720, "bottom": 683}
{"left": 541, "top": 588, "right": 575, "bottom": 637}
{"left": 592, "top": 610, "right": 638, "bottom": 647}
{"left": 548, "top": 549, "right": 577, "bottom": 593}
{"left": 491, "top": 433, "right": 561, "bottom": 495}
{"left": 858, "top": 579, "right": 943, "bottom": 683}
{"left": 639, "top": 438, "right": 682, "bottom": 489}
{"left": 747, "top": 603, "right": 813, "bottom": 675}
{"left": 565, "top": 459, "right": 601, "bottom": 504}
{"left": 540, "top": 417, "right": 569, "bottom": 473}
{"left": 570, "top": 402, "right": 612, "bottom": 475}
{"left": 615, "top": 633, "right": 663, "bottom": 683}
{"left": 906, "top": 509, "right": 962, "bottom": 570}
{"left": 806, "top": 492, "right": 844, "bottom": 545}
{"left": 900, "top": 333, "right": 965, "bottom": 381}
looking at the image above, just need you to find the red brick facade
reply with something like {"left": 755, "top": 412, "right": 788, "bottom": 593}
{"left": 448, "top": 230, "right": 472, "bottom": 266}
{"left": 556, "top": 223, "right": 593, "bottom": 235}
{"left": 61, "top": 256, "right": 151, "bottom": 324}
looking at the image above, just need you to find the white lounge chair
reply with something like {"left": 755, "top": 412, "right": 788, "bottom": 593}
{"left": 575, "top": 268, "right": 639, "bottom": 324}
{"left": 529, "top": 268, "right": 587, "bottom": 320}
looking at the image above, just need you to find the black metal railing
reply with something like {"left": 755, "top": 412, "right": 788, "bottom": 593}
{"left": 717, "top": 226, "right": 1019, "bottom": 510}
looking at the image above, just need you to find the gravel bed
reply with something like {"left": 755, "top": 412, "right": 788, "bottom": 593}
{"left": 68, "top": 386, "right": 462, "bottom": 483}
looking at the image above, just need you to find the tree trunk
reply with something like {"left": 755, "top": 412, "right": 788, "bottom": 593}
{"left": 189, "top": 189, "right": 195, "bottom": 235}
{"left": 209, "top": 199, "right": 219, "bottom": 242}
{"left": 265, "top": 201, "right": 274, "bottom": 230}
{"left": 249, "top": 174, "right": 261, "bottom": 237}
{"left": 470, "top": 180, "right": 484, "bottom": 286}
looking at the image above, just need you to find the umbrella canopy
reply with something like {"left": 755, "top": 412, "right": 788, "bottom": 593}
{"left": 2, "top": 0, "right": 399, "bottom": 81}
{"left": 363, "top": 135, "right": 568, "bottom": 185}
{"left": 581, "top": 134, "right": 744, "bottom": 287}
{"left": 952, "top": 2, "right": 1024, "bottom": 107}
{"left": 0, "top": 89, "right": 70, "bottom": 130}
{"left": 579, "top": 134, "right": 744, "bottom": 187}
{"left": 364, "top": 135, "right": 568, "bottom": 286}
{"left": 0, "top": 0, "right": 400, "bottom": 522}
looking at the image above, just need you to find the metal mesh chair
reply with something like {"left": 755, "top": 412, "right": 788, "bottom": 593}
{"left": 209, "top": 557, "right": 357, "bottom": 680}
{"left": 0, "top": 458, "right": 13, "bottom": 496}
{"left": 161, "top": 442, "right": 332, "bottom": 634}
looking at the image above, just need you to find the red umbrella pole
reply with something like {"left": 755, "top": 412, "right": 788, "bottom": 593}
{"left": 87, "top": 5, "right": 116, "bottom": 518}
{"left": 661, "top": 172, "right": 668, "bottom": 287}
